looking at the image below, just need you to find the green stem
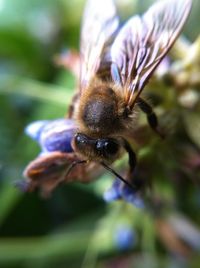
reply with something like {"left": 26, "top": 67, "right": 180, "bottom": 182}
{"left": 0, "top": 231, "right": 91, "bottom": 262}
{"left": 0, "top": 74, "right": 74, "bottom": 106}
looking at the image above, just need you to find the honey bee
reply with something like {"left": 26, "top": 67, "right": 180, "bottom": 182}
{"left": 23, "top": 0, "right": 192, "bottom": 195}
{"left": 68, "top": 0, "right": 192, "bottom": 189}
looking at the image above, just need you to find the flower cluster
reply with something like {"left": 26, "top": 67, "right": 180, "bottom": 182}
{"left": 22, "top": 118, "right": 145, "bottom": 205}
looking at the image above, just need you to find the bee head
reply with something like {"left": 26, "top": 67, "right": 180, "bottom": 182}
{"left": 73, "top": 133, "right": 120, "bottom": 163}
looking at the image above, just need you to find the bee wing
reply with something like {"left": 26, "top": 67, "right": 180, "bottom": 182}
{"left": 80, "top": 0, "right": 119, "bottom": 91}
{"left": 111, "top": 0, "right": 192, "bottom": 107}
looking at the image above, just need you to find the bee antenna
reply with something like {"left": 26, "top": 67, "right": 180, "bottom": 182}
{"left": 100, "top": 162, "right": 136, "bottom": 192}
{"left": 65, "top": 159, "right": 87, "bottom": 178}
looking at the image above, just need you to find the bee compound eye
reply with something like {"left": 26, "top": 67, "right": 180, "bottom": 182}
{"left": 75, "top": 134, "right": 81, "bottom": 144}
{"left": 96, "top": 139, "right": 119, "bottom": 156}
{"left": 104, "top": 141, "right": 119, "bottom": 155}
{"left": 74, "top": 133, "right": 86, "bottom": 146}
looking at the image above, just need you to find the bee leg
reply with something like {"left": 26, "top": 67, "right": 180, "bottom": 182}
{"left": 137, "top": 97, "right": 165, "bottom": 139}
{"left": 123, "top": 140, "right": 137, "bottom": 175}
{"left": 123, "top": 140, "right": 142, "bottom": 190}
{"left": 102, "top": 141, "right": 140, "bottom": 192}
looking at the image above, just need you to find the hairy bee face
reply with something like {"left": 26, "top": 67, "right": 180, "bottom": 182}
{"left": 73, "top": 133, "right": 121, "bottom": 163}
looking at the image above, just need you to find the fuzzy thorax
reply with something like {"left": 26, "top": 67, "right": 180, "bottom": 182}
{"left": 75, "top": 78, "right": 137, "bottom": 137}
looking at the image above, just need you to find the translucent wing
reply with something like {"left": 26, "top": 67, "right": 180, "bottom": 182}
{"left": 80, "top": 0, "right": 119, "bottom": 91}
{"left": 111, "top": 0, "right": 192, "bottom": 108}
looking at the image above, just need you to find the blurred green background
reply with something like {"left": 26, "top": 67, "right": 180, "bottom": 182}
{"left": 0, "top": 0, "right": 200, "bottom": 267}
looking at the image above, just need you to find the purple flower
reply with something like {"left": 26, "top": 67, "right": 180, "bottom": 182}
{"left": 121, "top": 183, "right": 145, "bottom": 209}
{"left": 25, "top": 118, "right": 77, "bottom": 154}
{"left": 103, "top": 178, "right": 145, "bottom": 209}
{"left": 114, "top": 225, "right": 137, "bottom": 250}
